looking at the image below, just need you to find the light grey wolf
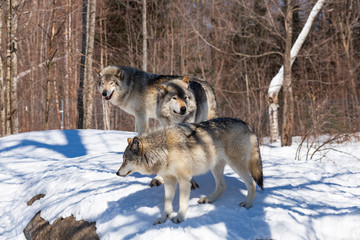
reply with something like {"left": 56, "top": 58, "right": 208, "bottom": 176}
{"left": 116, "top": 118, "right": 264, "bottom": 224}
{"left": 155, "top": 75, "right": 217, "bottom": 125}
{"left": 98, "top": 66, "right": 177, "bottom": 134}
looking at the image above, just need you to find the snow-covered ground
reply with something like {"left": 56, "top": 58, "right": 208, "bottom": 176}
{"left": 0, "top": 129, "right": 359, "bottom": 239}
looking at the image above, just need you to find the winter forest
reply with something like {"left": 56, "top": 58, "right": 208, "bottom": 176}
{"left": 1, "top": 0, "right": 359, "bottom": 145}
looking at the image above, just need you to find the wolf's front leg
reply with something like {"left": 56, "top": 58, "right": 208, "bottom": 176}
{"left": 154, "top": 176, "right": 177, "bottom": 225}
{"left": 171, "top": 177, "right": 191, "bottom": 224}
{"left": 135, "top": 112, "right": 148, "bottom": 134}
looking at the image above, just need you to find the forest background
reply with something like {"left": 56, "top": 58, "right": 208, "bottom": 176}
{"left": 0, "top": 0, "right": 359, "bottom": 146}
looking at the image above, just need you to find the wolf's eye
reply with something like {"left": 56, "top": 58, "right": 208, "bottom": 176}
{"left": 172, "top": 97, "right": 177, "bottom": 100}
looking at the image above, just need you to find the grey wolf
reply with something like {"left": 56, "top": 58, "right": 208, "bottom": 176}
{"left": 98, "top": 66, "right": 217, "bottom": 135}
{"left": 116, "top": 118, "right": 264, "bottom": 224}
{"left": 152, "top": 75, "right": 217, "bottom": 188}
{"left": 98, "top": 66, "right": 177, "bottom": 134}
{"left": 155, "top": 76, "right": 217, "bottom": 126}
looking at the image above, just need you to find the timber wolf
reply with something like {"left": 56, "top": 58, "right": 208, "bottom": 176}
{"left": 156, "top": 76, "right": 217, "bottom": 125}
{"left": 152, "top": 75, "right": 217, "bottom": 188}
{"left": 116, "top": 117, "right": 264, "bottom": 224}
{"left": 98, "top": 66, "right": 177, "bottom": 134}
{"left": 98, "top": 66, "right": 217, "bottom": 134}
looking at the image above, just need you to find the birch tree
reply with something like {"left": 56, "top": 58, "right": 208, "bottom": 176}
{"left": 267, "top": 0, "right": 326, "bottom": 143}
{"left": 282, "top": 0, "right": 294, "bottom": 146}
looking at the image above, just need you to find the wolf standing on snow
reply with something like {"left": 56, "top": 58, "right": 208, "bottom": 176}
{"left": 98, "top": 66, "right": 176, "bottom": 134}
{"left": 98, "top": 66, "right": 217, "bottom": 134}
{"left": 116, "top": 118, "right": 264, "bottom": 224}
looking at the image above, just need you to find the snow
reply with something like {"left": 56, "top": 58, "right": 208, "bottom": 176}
{"left": 0, "top": 129, "right": 359, "bottom": 240}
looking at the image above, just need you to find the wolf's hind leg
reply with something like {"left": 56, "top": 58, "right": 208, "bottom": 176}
{"left": 135, "top": 113, "right": 148, "bottom": 134}
{"left": 231, "top": 164, "right": 256, "bottom": 209}
{"left": 198, "top": 160, "right": 226, "bottom": 204}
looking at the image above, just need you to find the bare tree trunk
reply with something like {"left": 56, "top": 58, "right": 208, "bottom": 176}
{"left": 267, "top": 0, "right": 326, "bottom": 142}
{"left": 6, "top": 0, "right": 19, "bottom": 135}
{"left": 142, "top": 0, "right": 147, "bottom": 71}
{"left": 281, "top": 0, "right": 294, "bottom": 146}
{"left": 84, "top": 0, "right": 96, "bottom": 129}
{"left": 77, "top": 0, "right": 88, "bottom": 129}
{"left": 0, "top": 5, "right": 5, "bottom": 136}
{"left": 64, "top": 0, "right": 72, "bottom": 129}
{"left": 45, "top": 0, "right": 58, "bottom": 130}
{"left": 99, "top": 7, "right": 110, "bottom": 130}
{"left": 338, "top": 18, "right": 359, "bottom": 111}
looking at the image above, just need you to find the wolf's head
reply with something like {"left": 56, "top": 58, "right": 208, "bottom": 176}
{"left": 156, "top": 76, "right": 196, "bottom": 125}
{"left": 117, "top": 137, "right": 146, "bottom": 177}
{"left": 98, "top": 66, "right": 125, "bottom": 101}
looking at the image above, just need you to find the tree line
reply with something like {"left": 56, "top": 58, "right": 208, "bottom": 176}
{"left": 0, "top": 0, "right": 359, "bottom": 146}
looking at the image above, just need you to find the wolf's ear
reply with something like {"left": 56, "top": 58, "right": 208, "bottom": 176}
{"left": 116, "top": 69, "right": 124, "bottom": 79}
{"left": 132, "top": 136, "right": 144, "bottom": 155}
{"left": 127, "top": 138, "right": 133, "bottom": 145}
{"left": 182, "top": 76, "right": 190, "bottom": 85}
{"left": 155, "top": 84, "right": 167, "bottom": 94}
{"left": 94, "top": 68, "right": 101, "bottom": 77}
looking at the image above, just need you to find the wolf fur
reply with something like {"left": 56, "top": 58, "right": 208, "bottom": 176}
{"left": 116, "top": 117, "right": 264, "bottom": 224}
{"left": 98, "top": 66, "right": 217, "bottom": 134}
{"left": 152, "top": 75, "right": 217, "bottom": 188}
{"left": 156, "top": 76, "right": 217, "bottom": 125}
{"left": 98, "top": 66, "right": 177, "bottom": 134}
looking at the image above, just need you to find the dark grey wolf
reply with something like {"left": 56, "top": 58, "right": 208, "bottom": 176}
{"left": 156, "top": 76, "right": 217, "bottom": 126}
{"left": 116, "top": 118, "right": 264, "bottom": 224}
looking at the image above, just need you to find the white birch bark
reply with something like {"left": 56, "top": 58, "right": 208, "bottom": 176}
{"left": 267, "top": 0, "right": 326, "bottom": 142}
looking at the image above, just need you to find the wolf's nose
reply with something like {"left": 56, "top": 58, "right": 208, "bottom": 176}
{"left": 180, "top": 106, "right": 186, "bottom": 114}
{"left": 102, "top": 91, "right": 107, "bottom": 97}
{"left": 116, "top": 171, "right": 120, "bottom": 176}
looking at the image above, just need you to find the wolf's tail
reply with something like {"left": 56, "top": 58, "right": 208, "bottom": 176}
{"left": 249, "top": 134, "right": 264, "bottom": 189}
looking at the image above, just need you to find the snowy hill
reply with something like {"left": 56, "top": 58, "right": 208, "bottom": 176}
{"left": 0, "top": 129, "right": 359, "bottom": 239}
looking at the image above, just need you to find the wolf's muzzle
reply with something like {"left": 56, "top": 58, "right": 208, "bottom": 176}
{"left": 103, "top": 91, "right": 113, "bottom": 100}
{"left": 180, "top": 106, "right": 186, "bottom": 115}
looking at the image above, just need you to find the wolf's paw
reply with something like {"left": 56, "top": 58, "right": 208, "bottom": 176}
{"left": 150, "top": 178, "right": 163, "bottom": 187}
{"left": 198, "top": 197, "right": 211, "bottom": 204}
{"left": 171, "top": 214, "right": 185, "bottom": 224}
{"left": 190, "top": 179, "right": 199, "bottom": 190}
{"left": 239, "top": 201, "right": 252, "bottom": 209}
{"left": 153, "top": 216, "right": 168, "bottom": 225}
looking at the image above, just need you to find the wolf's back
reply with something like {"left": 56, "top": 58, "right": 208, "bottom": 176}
{"left": 189, "top": 79, "right": 217, "bottom": 121}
